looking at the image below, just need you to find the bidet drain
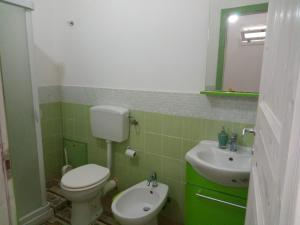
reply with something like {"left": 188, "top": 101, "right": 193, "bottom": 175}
{"left": 143, "top": 206, "right": 151, "bottom": 212}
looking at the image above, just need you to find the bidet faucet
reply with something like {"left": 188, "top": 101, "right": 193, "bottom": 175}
{"left": 147, "top": 172, "right": 158, "bottom": 187}
{"left": 228, "top": 133, "right": 238, "bottom": 152}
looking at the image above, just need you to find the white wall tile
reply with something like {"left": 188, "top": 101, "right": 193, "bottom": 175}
{"left": 39, "top": 85, "right": 257, "bottom": 124}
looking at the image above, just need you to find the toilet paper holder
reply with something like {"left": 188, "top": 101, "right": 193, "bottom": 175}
{"left": 125, "top": 146, "right": 136, "bottom": 158}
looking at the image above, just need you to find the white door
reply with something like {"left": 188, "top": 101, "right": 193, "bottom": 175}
{"left": 245, "top": 0, "right": 300, "bottom": 224}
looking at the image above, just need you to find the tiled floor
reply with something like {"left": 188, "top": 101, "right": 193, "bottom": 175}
{"left": 41, "top": 180, "right": 119, "bottom": 225}
{"left": 41, "top": 180, "right": 181, "bottom": 225}
{"left": 41, "top": 217, "right": 68, "bottom": 225}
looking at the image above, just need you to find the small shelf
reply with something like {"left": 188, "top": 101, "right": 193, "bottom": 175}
{"left": 200, "top": 90, "right": 259, "bottom": 97}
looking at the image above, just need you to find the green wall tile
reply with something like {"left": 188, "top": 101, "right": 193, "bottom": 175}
{"left": 128, "top": 130, "right": 144, "bottom": 151}
{"left": 40, "top": 102, "right": 63, "bottom": 181}
{"left": 61, "top": 102, "right": 74, "bottom": 119}
{"left": 204, "top": 119, "right": 224, "bottom": 141}
{"left": 130, "top": 110, "right": 145, "bottom": 133}
{"left": 182, "top": 117, "right": 203, "bottom": 141}
{"left": 126, "top": 160, "right": 144, "bottom": 187}
{"left": 160, "top": 177, "right": 185, "bottom": 223}
{"left": 162, "top": 115, "right": 183, "bottom": 137}
{"left": 181, "top": 139, "right": 198, "bottom": 159}
{"left": 162, "top": 158, "right": 184, "bottom": 182}
{"left": 162, "top": 136, "right": 182, "bottom": 159}
{"left": 112, "top": 164, "right": 128, "bottom": 190}
{"left": 88, "top": 138, "right": 107, "bottom": 166}
{"left": 141, "top": 152, "right": 163, "bottom": 178}
{"left": 63, "top": 118, "right": 75, "bottom": 138}
{"left": 113, "top": 150, "right": 127, "bottom": 168}
{"left": 145, "top": 112, "right": 162, "bottom": 133}
{"left": 145, "top": 133, "right": 162, "bottom": 155}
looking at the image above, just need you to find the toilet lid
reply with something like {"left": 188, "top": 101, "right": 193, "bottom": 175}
{"left": 61, "top": 164, "right": 110, "bottom": 189}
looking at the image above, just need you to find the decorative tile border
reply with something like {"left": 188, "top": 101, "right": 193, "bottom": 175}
{"left": 39, "top": 86, "right": 62, "bottom": 104}
{"left": 38, "top": 85, "right": 258, "bottom": 124}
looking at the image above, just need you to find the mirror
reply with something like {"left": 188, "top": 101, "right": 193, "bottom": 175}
{"left": 205, "top": 0, "right": 268, "bottom": 95}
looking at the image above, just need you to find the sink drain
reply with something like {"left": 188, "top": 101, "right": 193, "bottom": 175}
{"left": 143, "top": 206, "right": 151, "bottom": 212}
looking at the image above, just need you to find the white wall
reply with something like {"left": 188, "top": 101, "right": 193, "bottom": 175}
{"left": 32, "top": 0, "right": 210, "bottom": 93}
{"left": 31, "top": 0, "right": 62, "bottom": 86}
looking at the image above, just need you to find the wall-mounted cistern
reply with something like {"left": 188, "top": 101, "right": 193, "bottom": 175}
{"left": 90, "top": 105, "right": 129, "bottom": 171}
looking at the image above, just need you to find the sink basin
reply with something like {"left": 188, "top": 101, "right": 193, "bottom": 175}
{"left": 185, "top": 140, "right": 252, "bottom": 187}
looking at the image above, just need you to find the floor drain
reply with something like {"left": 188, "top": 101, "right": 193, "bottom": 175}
{"left": 143, "top": 206, "right": 151, "bottom": 212}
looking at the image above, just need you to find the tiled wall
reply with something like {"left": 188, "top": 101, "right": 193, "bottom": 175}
{"left": 40, "top": 101, "right": 254, "bottom": 223}
{"left": 40, "top": 102, "right": 64, "bottom": 181}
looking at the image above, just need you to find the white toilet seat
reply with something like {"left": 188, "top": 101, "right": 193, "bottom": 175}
{"left": 61, "top": 180, "right": 106, "bottom": 192}
{"left": 61, "top": 164, "right": 110, "bottom": 191}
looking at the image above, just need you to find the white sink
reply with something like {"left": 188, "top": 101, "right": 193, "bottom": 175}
{"left": 185, "top": 140, "right": 252, "bottom": 187}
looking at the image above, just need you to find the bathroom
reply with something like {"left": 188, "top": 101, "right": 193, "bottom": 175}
{"left": 0, "top": 0, "right": 300, "bottom": 225}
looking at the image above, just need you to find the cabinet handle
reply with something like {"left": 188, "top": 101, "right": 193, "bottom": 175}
{"left": 195, "top": 193, "right": 246, "bottom": 209}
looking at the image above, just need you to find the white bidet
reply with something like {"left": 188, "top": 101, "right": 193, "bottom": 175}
{"left": 111, "top": 180, "right": 169, "bottom": 225}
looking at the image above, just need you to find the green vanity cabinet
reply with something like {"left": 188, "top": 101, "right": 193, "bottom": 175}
{"left": 185, "top": 163, "right": 248, "bottom": 225}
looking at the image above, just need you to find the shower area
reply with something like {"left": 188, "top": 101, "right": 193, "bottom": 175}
{"left": 0, "top": 0, "right": 51, "bottom": 224}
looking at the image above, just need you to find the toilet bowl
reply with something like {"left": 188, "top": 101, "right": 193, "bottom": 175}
{"left": 112, "top": 180, "right": 169, "bottom": 225}
{"left": 60, "top": 164, "right": 110, "bottom": 225}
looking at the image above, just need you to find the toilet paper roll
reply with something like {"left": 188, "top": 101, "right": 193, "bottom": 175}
{"left": 125, "top": 148, "right": 136, "bottom": 158}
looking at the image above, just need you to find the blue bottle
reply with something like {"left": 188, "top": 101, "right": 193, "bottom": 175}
{"left": 218, "top": 126, "right": 228, "bottom": 149}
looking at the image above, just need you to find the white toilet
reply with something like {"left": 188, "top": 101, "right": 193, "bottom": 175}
{"left": 112, "top": 181, "right": 169, "bottom": 225}
{"left": 61, "top": 164, "right": 110, "bottom": 225}
{"left": 61, "top": 105, "right": 129, "bottom": 225}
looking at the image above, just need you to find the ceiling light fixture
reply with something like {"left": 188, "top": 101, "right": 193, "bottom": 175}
{"left": 228, "top": 14, "right": 239, "bottom": 23}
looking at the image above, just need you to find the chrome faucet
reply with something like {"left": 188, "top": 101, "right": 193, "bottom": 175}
{"left": 228, "top": 133, "right": 238, "bottom": 152}
{"left": 147, "top": 172, "right": 158, "bottom": 187}
{"left": 242, "top": 128, "right": 256, "bottom": 155}
{"left": 242, "top": 128, "right": 256, "bottom": 136}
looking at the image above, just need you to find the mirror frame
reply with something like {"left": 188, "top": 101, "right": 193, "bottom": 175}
{"left": 215, "top": 3, "right": 268, "bottom": 92}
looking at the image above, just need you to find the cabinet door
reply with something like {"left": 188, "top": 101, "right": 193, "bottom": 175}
{"left": 185, "top": 184, "right": 246, "bottom": 225}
